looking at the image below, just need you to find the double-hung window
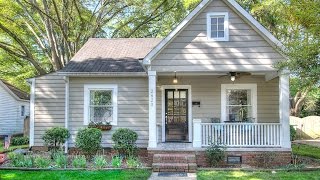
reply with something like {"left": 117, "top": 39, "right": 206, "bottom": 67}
{"left": 207, "top": 12, "right": 229, "bottom": 41}
{"left": 84, "top": 84, "right": 118, "bottom": 125}
{"left": 221, "top": 84, "right": 257, "bottom": 122}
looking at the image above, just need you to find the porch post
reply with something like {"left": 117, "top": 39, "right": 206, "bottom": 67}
{"left": 148, "top": 71, "right": 157, "bottom": 148}
{"left": 193, "top": 119, "right": 202, "bottom": 148}
{"left": 279, "top": 71, "right": 291, "bottom": 148}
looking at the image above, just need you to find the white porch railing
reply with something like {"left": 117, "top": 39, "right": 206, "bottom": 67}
{"left": 198, "top": 123, "right": 282, "bottom": 147}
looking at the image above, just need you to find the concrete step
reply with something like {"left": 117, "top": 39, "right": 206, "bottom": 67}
{"left": 152, "top": 163, "right": 197, "bottom": 172}
{"left": 153, "top": 153, "right": 196, "bottom": 164}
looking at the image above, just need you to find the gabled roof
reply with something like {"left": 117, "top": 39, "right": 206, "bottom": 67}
{"left": 60, "top": 38, "right": 162, "bottom": 73}
{"left": 0, "top": 79, "right": 29, "bottom": 101}
{"left": 143, "top": 0, "right": 285, "bottom": 65}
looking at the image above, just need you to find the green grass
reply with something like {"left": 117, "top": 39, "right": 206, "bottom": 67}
{"left": 0, "top": 140, "right": 29, "bottom": 153}
{"left": 292, "top": 144, "right": 320, "bottom": 159}
{"left": 197, "top": 170, "right": 320, "bottom": 180}
{"left": 0, "top": 169, "right": 152, "bottom": 180}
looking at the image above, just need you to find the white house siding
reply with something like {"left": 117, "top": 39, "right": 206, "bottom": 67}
{"left": 156, "top": 75, "right": 279, "bottom": 139}
{"left": 151, "top": 0, "right": 284, "bottom": 72}
{"left": 68, "top": 77, "right": 149, "bottom": 148}
{"left": 34, "top": 73, "right": 65, "bottom": 146}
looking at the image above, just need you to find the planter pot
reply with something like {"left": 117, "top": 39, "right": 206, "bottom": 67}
{"left": 89, "top": 125, "right": 112, "bottom": 131}
{"left": 0, "top": 153, "right": 7, "bottom": 164}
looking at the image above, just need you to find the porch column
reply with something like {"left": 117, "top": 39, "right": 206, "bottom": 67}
{"left": 148, "top": 71, "right": 157, "bottom": 148}
{"left": 193, "top": 119, "right": 202, "bottom": 148}
{"left": 279, "top": 71, "right": 291, "bottom": 148}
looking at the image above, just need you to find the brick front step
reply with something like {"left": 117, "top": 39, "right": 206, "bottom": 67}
{"left": 152, "top": 163, "right": 197, "bottom": 172}
{"left": 153, "top": 153, "right": 196, "bottom": 164}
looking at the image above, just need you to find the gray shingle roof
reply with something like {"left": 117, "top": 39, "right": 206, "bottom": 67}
{"left": 60, "top": 38, "right": 162, "bottom": 73}
{"left": 1, "top": 80, "right": 29, "bottom": 100}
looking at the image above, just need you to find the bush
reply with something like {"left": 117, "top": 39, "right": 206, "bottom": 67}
{"left": 111, "top": 156, "right": 122, "bottom": 168}
{"left": 72, "top": 155, "right": 87, "bottom": 168}
{"left": 75, "top": 128, "right": 102, "bottom": 157}
{"left": 8, "top": 153, "right": 33, "bottom": 167}
{"left": 205, "top": 144, "right": 226, "bottom": 167}
{"left": 54, "top": 151, "right": 68, "bottom": 168}
{"left": 290, "top": 125, "right": 297, "bottom": 141}
{"left": 126, "top": 156, "right": 141, "bottom": 168}
{"left": 34, "top": 156, "right": 51, "bottom": 168}
{"left": 93, "top": 155, "right": 107, "bottom": 169}
{"left": 42, "top": 127, "right": 70, "bottom": 152}
{"left": 11, "top": 136, "right": 29, "bottom": 146}
{"left": 112, "top": 128, "right": 138, "bottom": 157}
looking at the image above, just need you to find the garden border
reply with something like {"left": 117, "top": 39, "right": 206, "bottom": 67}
{"left": 0, "top": 167, "right": 152, "bottom": 171}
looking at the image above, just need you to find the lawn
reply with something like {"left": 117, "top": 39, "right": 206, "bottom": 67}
{"left": 0, "top": 140, "right": 29, "bottom": 153}
{"left": 0, "top": 169, "right": 152, "bottom": 180}
{"left": 292, "top": 143, "right": 320, "bottom": 159}
{"left": 197, "top": 170, "right": 320, "bottom": 180}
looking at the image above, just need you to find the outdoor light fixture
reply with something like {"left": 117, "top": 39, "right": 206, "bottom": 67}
{"left": 173, "top": 71, "right": 178, "bottom": 84}
{"left": 230, "top": 72, "right": 236, "bottom": 82}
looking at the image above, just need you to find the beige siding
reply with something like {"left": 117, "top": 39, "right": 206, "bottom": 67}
{"left": 151, "top": 0, "right": 283, "bottom": 72}
{"left": 156, "top": 75, "right": 279, "bottom": 139}
{"left": 34, "top": 73, "right": 65, "bottom": 146}
{"left": 69, "top": 77, "right": 149, "bottom": 148}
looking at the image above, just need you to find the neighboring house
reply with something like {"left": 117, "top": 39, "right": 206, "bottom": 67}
{"left": 0, "top": 80, "right": 30, "bottom": 135}
{"left": 29, "top": 0, "right": 291, "bottom": 168}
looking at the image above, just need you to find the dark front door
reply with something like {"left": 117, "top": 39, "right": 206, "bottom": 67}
{"left": 165, "top": 89, "right": 188, "bottom": 142}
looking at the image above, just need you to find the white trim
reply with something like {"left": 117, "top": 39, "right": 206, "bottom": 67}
{"left": 0, "top": 80, "right": 29, "bottom": 102}
{"left": 64, "top": 76, "right": 69, "bottom": 153}
{"left": 20, "top": 105, "right": 25, "bottom": 117}
{"left": 161, "top": 85, "right": 192, "bottom": 142}
{"left": 29, "top": 78, "right": 35, "bottom": 147}
{"left": 142, "top": 0, "right": 286, "bottom": 65}
{"left": 221, "top": 84, "right": 257, "bottom": 123}
{"left": 83, "top": 84, "right": 118, "bottom": 126}
{"left": 206, "top": 12, "right": 229, "bottom": 41}
{"left": 148, "top": 71, "right": 157, "bottom": 148}
{"left": 279, "top": 71, "right": 291, "bottom": 148}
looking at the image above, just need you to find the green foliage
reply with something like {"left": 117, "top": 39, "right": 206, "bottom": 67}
{"left": 290, "top": 125, "right": 297, "bottom": 141}
{"left": 34, "top": 156, "right": 51, "bottom": 168}
{"left": 8, "top": 153, "right": 33, "bottom": 167}
{"left": 112, "top": 128, "right": 138, "bottom": 157}
{"left": 292, "top": 144, "right": 320, "bottom": 159}
{"left": 93, "top": 155, "right": 107, "bottom": 169}
{"left": 75, "top": 128, "right": 102, "bottom": 157}
{"left": 42, "top": 127, "right": 70, "bottom": 152}
{"left": 54, "top": 151, "right": 68, "bottom": 168}
{"left": 126, "top": 156, "right": 141, "bottom": 168}
{"left": 72, "top": 155, "right": 87, "bottom": 168}
{"left": 11, "top": 136, "right": 29, "bottom": 146}
{"left": 111, "top": 156, "right": 122, "bottom": 168}
{"left": 205, "top": 144, "right": 226, "bottom": 167}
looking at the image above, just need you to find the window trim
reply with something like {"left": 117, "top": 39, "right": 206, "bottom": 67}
{"left": 21, "top": 105, "right": 25, "bottom": 117}
{"left": 84, "top": 84, "right": 118, "bottom": 125}
{"left": 207, "top": 12, "right": 229, "bottom": 41}
{"left": 221, "top": 84, "right": 257, "bottom": 123}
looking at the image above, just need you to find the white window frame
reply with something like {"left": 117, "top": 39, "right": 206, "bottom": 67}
{"left": 207, "top": 12, "right": 229, "bottom": 41}
{"left": 84, "top": 84, "right": 118, "bottom": 125}
{"left": 221, "top": 84, "right": 257, "bottom": 123}
{"left": 21, "top": 105, "right": 25, "bottom": 117}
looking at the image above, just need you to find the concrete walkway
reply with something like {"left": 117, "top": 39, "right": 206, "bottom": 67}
{"left": 148, "top": 172, "right": 197, "bottom": 180}
{"left": 293, "top": 140, "right": 320, "bottom": 148}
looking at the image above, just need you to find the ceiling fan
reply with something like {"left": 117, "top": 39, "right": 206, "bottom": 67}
{"left": 218, "top": 72, "right": 251, "bottom": 81}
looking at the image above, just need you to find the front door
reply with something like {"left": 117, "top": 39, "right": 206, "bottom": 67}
{"left": 165, "top": 89, "right": 188, "bottom": 142}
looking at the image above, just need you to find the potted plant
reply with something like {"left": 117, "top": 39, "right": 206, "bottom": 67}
{"left": 88, "top": 121, "right": 112, "bottom": 131}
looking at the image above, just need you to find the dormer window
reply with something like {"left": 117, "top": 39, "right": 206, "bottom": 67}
{"left": 207, "top": 12, "right": 229, "bottom": 41}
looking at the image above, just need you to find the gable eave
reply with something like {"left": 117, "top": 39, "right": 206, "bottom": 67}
{"left": 0, "top": 81, "right": 29, "bottom": 102}
{"left": 143, "top": 0, "right": 287, "bottom": 66}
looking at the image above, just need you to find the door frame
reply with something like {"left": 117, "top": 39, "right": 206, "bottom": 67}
{"left": 161, "top": 85, "right": 192, "bottom": 142}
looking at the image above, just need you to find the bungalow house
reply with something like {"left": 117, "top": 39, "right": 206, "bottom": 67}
{"left": 0, "top": 80, "right": 29, "bottom": 135}
{"left": 29, "top": 0, "right": 291, "bottom": 169}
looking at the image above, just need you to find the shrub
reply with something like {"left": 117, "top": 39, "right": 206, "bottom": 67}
{"left": 75, "top": 128, "right": 102, "bottom": 157}
{"left": 34, "top": 156, "right": 51, "bottom": 168}
{"left": 205, "top": 144, "right": 226, "bottom": 167}
{"left": 42, "top": 127, "right": 70, "bottom": 152}
{"left": 54, "top": 151, "right": 68, "bottom": 168}
{"left": 72, "top": 155, "right": 87, "bottom": 168}
{"left": 126, "top": 156, "right": 141, "bottom": 168}
{"left": 290, "top": 125, "right": 297, "bottom": 141}
{"left": 112, "top": 128, "right": 138, "bottom": 157}
{"left": 93, "top": 155, "right": 107, "bottom": 169}
{"left": 11, "top": 136, "right": 29, "bottom": 146}
{"left": 8, "top": 153, "right": 33, "bottom": 167}
{"left": 111, "top": 156, "right": 122, "bottom": 168}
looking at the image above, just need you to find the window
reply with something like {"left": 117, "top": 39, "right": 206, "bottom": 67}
{"left": 221, "top": 84, "right": 257, "bottom": 122}
{"left": 84, "top": 84, "right": 118, "bottom": 125}
{"left": 21, "top": 105, "right": 25, "bottom": 116}
{"left": 207, "top": 12, "right": 229, "bottom": 41}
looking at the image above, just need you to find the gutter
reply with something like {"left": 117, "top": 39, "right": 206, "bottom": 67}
{"left": 57, "top": 72, "right": 147, "bottom": 77}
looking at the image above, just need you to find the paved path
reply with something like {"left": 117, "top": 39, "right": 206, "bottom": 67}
{"left": 148, "top": 172, "right": 197, "bottom": 180}
{"left": 293, "top": 140, "right": 320, "bottom": 148}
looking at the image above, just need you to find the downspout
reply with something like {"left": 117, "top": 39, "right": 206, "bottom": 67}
{"left": 64, "top": 76, "right": 69, "bottom": 154}
{"left": 27, "top": 78, "right": 35, "bottom": 148}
